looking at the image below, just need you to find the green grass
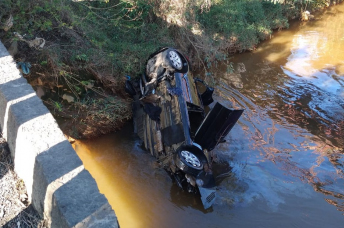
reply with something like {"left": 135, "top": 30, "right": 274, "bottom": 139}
{"left": 197, "top": 0, "right": 289, "bottom": 51}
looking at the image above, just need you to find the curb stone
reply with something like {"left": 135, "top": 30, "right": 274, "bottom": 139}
{"left": 0, "top": 40, "right": 119, "bottom": 228}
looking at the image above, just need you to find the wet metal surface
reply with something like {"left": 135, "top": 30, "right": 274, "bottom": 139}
{"left": 73, "top": 4, "right": 344, "bottom": 228}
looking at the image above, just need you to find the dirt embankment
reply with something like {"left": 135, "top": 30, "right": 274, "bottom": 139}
{"left": 0, "top": 136, "right": 46, "bottom": 228}
{"left": 0, "top": 34, "right": 132, "bottom": 140}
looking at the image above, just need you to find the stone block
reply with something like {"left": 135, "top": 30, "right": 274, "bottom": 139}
{"left": 0, "top": 40, "right": 119, "bottom": 228}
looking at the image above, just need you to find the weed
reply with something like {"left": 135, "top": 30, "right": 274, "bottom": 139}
{"left": 54, "top": 101, "right": 63, "bottom": 112}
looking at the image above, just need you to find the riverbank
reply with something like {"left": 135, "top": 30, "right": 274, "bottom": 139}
{"left": 0, "top": 136, "right": 46, "bottom": 228}
{"left": 0, "top": 0, "right": 343, "bottom": 139}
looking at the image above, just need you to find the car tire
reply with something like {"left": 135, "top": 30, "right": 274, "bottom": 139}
{"left": 175, "top": 145, "right": 208, "bottom": 176}
{"left": 167, "top": 49, "right": 183, "bottom": 70}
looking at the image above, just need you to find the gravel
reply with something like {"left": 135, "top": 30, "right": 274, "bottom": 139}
{"left": 0, "top": 136, "right": 46, "bottom": 228}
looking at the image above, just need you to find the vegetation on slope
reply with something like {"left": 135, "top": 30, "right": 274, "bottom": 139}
{"left": 0, "top": 0, "right": 341, "bottom": 138}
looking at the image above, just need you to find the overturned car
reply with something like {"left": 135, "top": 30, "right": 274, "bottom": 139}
{"left": 125, "top": 48, "right": 244, "bottom": 209}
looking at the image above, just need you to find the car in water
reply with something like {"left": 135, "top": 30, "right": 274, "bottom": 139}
{"left": 125, "top": 47, "right": 244, "bottom": 209}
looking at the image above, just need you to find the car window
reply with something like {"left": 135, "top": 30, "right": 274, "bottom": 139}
{"left": 181, "top": 73, "right": 202, "bottom": 107}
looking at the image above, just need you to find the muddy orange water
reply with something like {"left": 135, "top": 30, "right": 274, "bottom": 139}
{"left": 73, "top": 5, "right": 344, "bottom": 228}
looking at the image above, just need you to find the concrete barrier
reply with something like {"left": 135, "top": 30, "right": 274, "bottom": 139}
{"left": 0, "top": 41, "right": 119, "bottom": 228}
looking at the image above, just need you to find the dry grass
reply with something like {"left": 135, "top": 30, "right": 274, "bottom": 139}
{"left": 0, "top": 137, "right": 46, "bottom": 228}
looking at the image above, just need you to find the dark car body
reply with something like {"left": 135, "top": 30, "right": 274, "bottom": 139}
{"left": 125, "top": 47, "right": 244, "bottom": 209}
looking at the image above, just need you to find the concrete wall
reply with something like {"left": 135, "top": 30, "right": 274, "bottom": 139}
{"left": 0, "top": 41, "right": 119, "bottom": 228}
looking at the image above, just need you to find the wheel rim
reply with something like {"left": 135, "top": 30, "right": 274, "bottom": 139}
{"left": 168, "top": 50, "right": 182, "bottom": 69}
{"left": 181, "top": 150, "right": 202, "bottom": 168}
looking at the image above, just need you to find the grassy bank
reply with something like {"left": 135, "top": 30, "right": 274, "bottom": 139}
{"left": 0, "top": 0, "right": 341, "bottom": 138}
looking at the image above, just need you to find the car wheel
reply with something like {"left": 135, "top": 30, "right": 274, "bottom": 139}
{"left": 168, "top": 50, "right": 183, "bottom": 70}
{"left": 180, "top": 150, "right": 203, "bottom": 170}
{"left": 175, "top": 145, "right": 208, "bottom": 176}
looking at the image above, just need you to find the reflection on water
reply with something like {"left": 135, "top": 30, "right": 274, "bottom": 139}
{"left": 74, "top": 4, "right": 344, "bottom": 228}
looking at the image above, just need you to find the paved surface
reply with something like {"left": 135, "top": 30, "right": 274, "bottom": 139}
{"left": 0, "top": 41, "right": 119, "bottom": 227}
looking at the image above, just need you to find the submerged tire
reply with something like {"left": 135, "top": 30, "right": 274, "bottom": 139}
{"left": 174, "top": 145, "right": 208, "bottom": 176}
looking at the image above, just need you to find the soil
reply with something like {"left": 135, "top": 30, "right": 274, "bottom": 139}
{"left": 0, "top": 26, "right": 132, "bottom": 140}
{"left": 0, "top": 136, "right": 46, "bottom": 228}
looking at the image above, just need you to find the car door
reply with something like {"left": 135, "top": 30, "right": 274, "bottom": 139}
{"left": 193, "top": 102, "right": 244, "bottom": 151}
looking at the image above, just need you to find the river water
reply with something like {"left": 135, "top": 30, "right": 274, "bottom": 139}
{"left": 73, "top": 5, "right": 344, "bottom": 228}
